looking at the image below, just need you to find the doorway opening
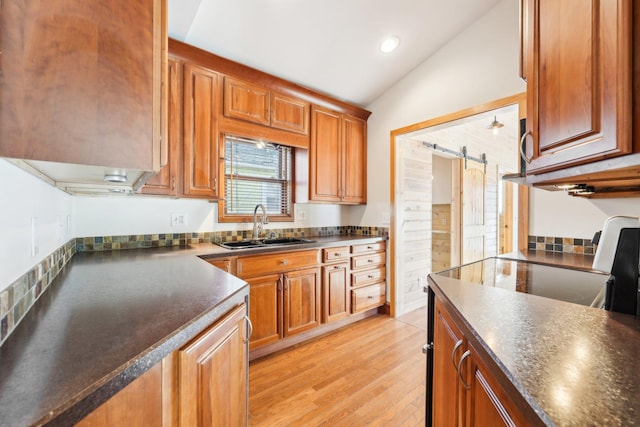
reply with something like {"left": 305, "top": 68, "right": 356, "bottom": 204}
{"left": 389, "top": 93, "right": 527, "bottom": 317}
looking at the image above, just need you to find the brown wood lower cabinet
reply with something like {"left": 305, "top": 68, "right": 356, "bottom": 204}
{"left": 236, "top": 250, "right": 321, "bottom": 352}
{"left": 283, "top": 267, "right": 321, "bottom": 336}
{"left": 432, "top": 299, "right": 532, "bottom": 427}
{"left": 76, "top": 303, "right": 249, "bottom": 427}
{"left": 178, "top": 303, "right": 248, "bottom": 426}
{"left": 247, "top": 274, "right": 282, "bottom": 350}
{"left": 322, "top": 262, "right": 350, "bottom": 323}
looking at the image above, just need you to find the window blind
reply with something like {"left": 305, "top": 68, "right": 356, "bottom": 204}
{"left": 224, "top": 136, "right": 292, "bottom": 216}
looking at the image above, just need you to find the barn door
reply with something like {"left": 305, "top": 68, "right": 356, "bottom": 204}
{"left": 460, "top": 160, "right": 485, "bottom": 282}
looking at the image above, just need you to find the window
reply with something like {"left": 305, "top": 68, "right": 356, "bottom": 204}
{"left": 219, "top": 135, "right": 293, "bottom": 222}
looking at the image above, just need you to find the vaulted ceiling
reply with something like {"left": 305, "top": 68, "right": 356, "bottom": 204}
{"left": 168, "top": 0, "right": 503, "bottom": 107}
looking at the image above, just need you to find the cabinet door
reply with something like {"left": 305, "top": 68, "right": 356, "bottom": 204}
{"left": 0, "top": 0, "right": 165, "bottom": 171}
{"left": 270, "top": 91, "right": 310, "bottom": 135}
{"left": 322, "top": 262, "right": 349, "bottom": 323}
{"left": 309, "top": 106, "right": 342, "bottom": 202}
{"left": 178, "top": 304, "right": 248, "bottom": 427}
{"left": 223, "top": 77, "right": 270, "bottom": 126}
{"left": 247, "top": 274, "right": 282, "bottom": 350}
{"left": 524, "top": 0, "right": 633, "bottom": 173}
{"left": 183, "top": 63, "right": 219, "bottom": 198}
{"left": 465, "top": 343, "right": 530, "bottom": 427}
{"left": 432, "top": 300, "right": 464, "bottom": 427}
{"left": 76, "top": 364, "right": 163, "bottom": 427}
{"left": 341, "top": 115, "right": 367, "bottom": 204}
{"left": 283, "top": 267, "right": 321, "bottom": 336}
{"left": 141, "top": 57, "right": 182, "bottom": 196}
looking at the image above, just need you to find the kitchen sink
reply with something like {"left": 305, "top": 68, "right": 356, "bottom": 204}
{"left": 261, "top": 237, "right": 314, "bottom": 245}
{"left": 216, "top": 237, "right": 315, "bottom": 250}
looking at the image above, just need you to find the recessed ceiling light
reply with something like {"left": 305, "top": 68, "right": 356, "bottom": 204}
{"left": 380, "top": 36, "right": 400, "bottom": 53}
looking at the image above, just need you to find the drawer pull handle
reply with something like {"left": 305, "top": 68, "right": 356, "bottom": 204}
{"left": 367, "top": 295, "right": 374, "bottom": 299}
{"left": 368, "top": 274, "right": 375, "bottom": 279}
{"left": 367, "top": 246, "right": 373, "bottom": 250}
{"left": 367, "top": 259, "right": 374, "bottom": 263}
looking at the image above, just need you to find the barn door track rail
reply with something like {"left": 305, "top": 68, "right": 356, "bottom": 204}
{"left": 421, "top": 142, "right": 487, "bottom": 173}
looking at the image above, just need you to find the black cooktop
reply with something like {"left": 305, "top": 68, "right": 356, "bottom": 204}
{"left": 433, "top": 257, "right": 608, "bottom": 307}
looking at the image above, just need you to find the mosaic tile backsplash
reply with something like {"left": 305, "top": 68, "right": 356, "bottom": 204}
{"left": 1, "top": 226, "right": 387, "bottom": 346}
{"left": 528, "top": 235, "right": 596, "bottom": 255}
{"left": 75, "top": 226, "right": 388, "bottom": 252}
{"left": 0, "top": 239, "right": 76, "bottom": 346}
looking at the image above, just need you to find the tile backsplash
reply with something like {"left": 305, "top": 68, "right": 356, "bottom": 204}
{"left": 1, "top": 239, "right": 76, "bottom": 346}
{"left": 1, "top": 226, "right": 387, "bottom": 346}
{"left": 75, "top": 226, "right": 388, "bottom": 252}
{"left": 528, "top": 235, "right": 596, "bottom": 255}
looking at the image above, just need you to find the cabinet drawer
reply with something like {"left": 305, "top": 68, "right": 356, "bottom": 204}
{"left": 205, "top": 257, "right": 236, "bottom": 275}
{"left": 351, "top": 241, "right": 386, "bottom": 255}
{"left": 351, "top": 266, "right": 386, "bottom": 288}
{"left": 322, "top": 246, "right": 350, "bottom": 263}
{"left": 236, "top": 250, "right": 320, "bottom": 278}
{"left": 351, "top": 252, "right": 385, "bottom": 270}
{"left": 351, "top": 283, "right": 385, "bottom": 313}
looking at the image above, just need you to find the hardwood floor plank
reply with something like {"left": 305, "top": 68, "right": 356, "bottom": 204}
{"left": 249, "top": 308, "right": 427, "bottom": 426}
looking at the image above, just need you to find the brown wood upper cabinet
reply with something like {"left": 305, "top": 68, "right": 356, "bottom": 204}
{"left": 0, "top": 0, "right": 167, "bottom": 172}
{"left": 521, "top": 0, "right": 633, "bottom": 174}
{"left": 182, "top": 63, "right": 221, "bottom": 199}
{"left": 140, "top": 57, "right": 182, "bottom": 197}
{"left": 309, "top": 106, "right": 367, "bottom": 204}
{"left": 223, "top": 77, "right": 310, "bottom": 135}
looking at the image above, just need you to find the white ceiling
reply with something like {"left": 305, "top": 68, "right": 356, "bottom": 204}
{"left": 168, "top": 0, "right": 503, "bottom": 107}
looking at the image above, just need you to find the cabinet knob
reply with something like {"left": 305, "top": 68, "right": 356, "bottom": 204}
{"left": 282, "top": 260, "right": 288, "bottom": 266}
{"left": 367, "top": 246, "right": 373, "bottom": 250}
{"left": 334, "top": 252, "right": 340, "bottom": 256}
{"left": 368, "top": 274, "right": 375, "bottom": 279}
{"left": 367, "top": 259, "right": 374, "bottom": 263}
{"left": 367, "top": 295, "right": 374, "bottom": 299}
{"left": 334, "top": 265, "right": 341, "bottom": 270}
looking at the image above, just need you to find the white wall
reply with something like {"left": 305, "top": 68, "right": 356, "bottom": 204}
{"left": 73, "top": 197, "right": 346, "bottom": 237}
{"left": 432, "top": 156, "right": 453, "bottom": 204}
{"left": 529, "top": 188, "right": 640, "bottom": 238}
{"left": 355, "top": 0, "right": 526, "bottom": 227}
{"left": 0, "top": 160, "right": 74, "bottom": 292}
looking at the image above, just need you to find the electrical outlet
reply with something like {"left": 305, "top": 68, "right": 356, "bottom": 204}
{"left": 296, "top": 209, "right": 306, "bottom": 221}
{"left": 381, "top": 212, "right": 390, "bottom": 226}
{"left": 171, "top": 213, "right": 187, "bottom": 227}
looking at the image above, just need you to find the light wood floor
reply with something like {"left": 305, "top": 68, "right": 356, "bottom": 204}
{"left": 249, "top": 306, "right": 428, "bottom": 426}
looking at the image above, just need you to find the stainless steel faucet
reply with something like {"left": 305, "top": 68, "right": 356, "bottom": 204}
{"left": 252, "top": 204, "right": 268, "bottom": 239}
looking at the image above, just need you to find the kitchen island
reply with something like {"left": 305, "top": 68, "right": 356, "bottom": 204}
{"left": 426, "top": 257, "right": 640, "bottom": 426}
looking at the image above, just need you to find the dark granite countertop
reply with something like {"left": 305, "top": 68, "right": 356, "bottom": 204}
{"left": 428, "top": 258, "right": 640, "bottom": 426}
{"left": 499, "top": 250, "right": 596, "bottom": 271}
{"left": 0, "top": 248, "right": 249, "bottom": 426}
{"left": 0, "top": 234, "right": 384, "bottom": 426}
